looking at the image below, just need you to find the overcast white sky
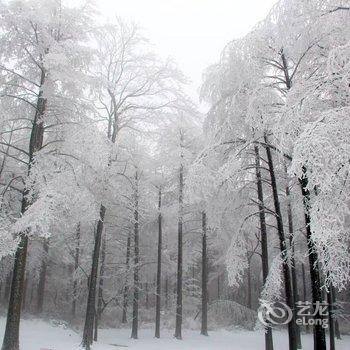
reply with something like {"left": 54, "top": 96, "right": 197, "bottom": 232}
{"left": 97, "top": 0, "right": 277, "bottom": 104}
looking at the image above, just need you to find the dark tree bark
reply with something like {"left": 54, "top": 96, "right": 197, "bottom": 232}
{"left": 165, "top": 275, "right": 169, "bottom": 310}
{"left": 200, "top": 211, "right": 208, "bottom": 336}
{"left": 285, "top": 172, "right": 302, "bottom": 349}
{"left": 145, "top": 282, "right": 149, "bottom": 309}
{"left": 72, "top": 223, "right": 81, "bottom": 318}
{"left": 254, "top": 145, "right": 274, "bottom": 350}
{"left": 94, "top": 234, "right": 106, "bottom": 341}
{"left": 246, "top": 259, "right": 252, "bottom": 310}
{"left": 327, "top": 285, "right": 335, "bottom": 350}
{"left": 264, "top": 136, "right": 297, "bottom": 350}
{"left": 131, "top": 171, "right": 140, "bottom": 339}
{"left": 174, "top": 160, "right": 184, "bottom": 340}
{"left": 299, "top": 166, "right": 327, "bottom": 350}
{"left": 3, "top": 271, "right": 12, "bottom": 305}
{"left": 2, "top": 235, "right": 29, "bottom": 350}
{"left": 155, "top": 187, "right": 162, "bottom": 338}
{"left": 301, "top": 263, "right": 310, "bottom": 333}
{"left": 122, "top": 230, "right": 131, "bottom": 324}
{"left": 29, "top": 279, "right": 35, "bottom": 310}
{"left": 81, "top": 206, "right": 106, "bottom": 349}
{"left": 332, "top": 286, "right": 341, "bottom": 339}
{"left": 22, "top": 274, "right": 27, "bottom": 311}
{"left": 81, "top": 66, "right": 121, "bottom": 347}
{"left": 301, "top": 264, "right": 307, "bottom": 302}
{"left": 2, "top": 69, "right": 46, "bottom": 350}
{"left": 81, "top": 54, "right": 122, "bottom": 346}
{"left": 36, "top": 239, "right": 49, "bottom": 315}
{"left": 191, "top": 266, "right": 196, "bottom": 297}
{"left": 217, "top": 275, "right": 220, "bottom": 300}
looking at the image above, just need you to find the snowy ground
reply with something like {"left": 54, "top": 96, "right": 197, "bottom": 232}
{"left": 0, "top": 318, "right": 349, "bottom": 350}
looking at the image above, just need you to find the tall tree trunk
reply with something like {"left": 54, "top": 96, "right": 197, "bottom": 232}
{"left": 217, "top": 275, "right": 220, "bottom": 300}
{"left": 332, "top": 286, "right": 341, "bottom": 339}
{"left": 94, "top": 234, "right": 106, "bottom": 341}
{"left": 192, "top": 266, "right": 196, "bottom": 296}
{"left": 301, "top": 264, "right": 307, "bottom": 302}
{"left": 327, "top": 285, "right": 335, "bottom": 350}
{"left": 200, "top": 211, "right": 208, "bottom": 336}
{"left": 36, "top": 239, "right": 49, "bottom": 315}
{"left": 301, "top": 263, "right": 310, "bottom": 333}
{"left": 285, "top": 171, "right": 302, "bottom": 349}
{"left": 81, "top": 79, "right": 120, "bottom": 347}
{"left": 174, "top": 161, "right": 184, "bottom": 340}
{"left": 145, "top": 282, "right": 149, "bottom": 309}
{"left": 165, "top": 275, "right": 169, "bottom": 310}
{"left": 81, "top": 206, "right": 106, "bottom": 349}
{"left": 29, "top": 279, "right": 35, "bottom": 311}
{"left": 299, "top": 166, "right": 327, "bottom": 350}
{"left": 155, "top": 187, "right": 162, "bottom": 338}
{"left": 22, "top": 274, "right": 27, "bottom": 311}
{"left": 2, "top": 70, "right": 46, "bottom": 350}
{"left": 254, "top": 145, "right": 274, "bottom": 350}
{"left": 264, "top": 136, "right": 297, "bottom": 350}
{"left": 247, "top": 259, "right": 252, "bottom": 310}
{"left": 131, "top": 171, "right": 139, "bottom": 339}
{"left": 3, "top": 271, "right": 12, "bottom": 305}
{"left": 72, "top": 224, "right": 81, "bottom": 318}
{"left": 122, "top": 230, "right": 131, "bottom": 324}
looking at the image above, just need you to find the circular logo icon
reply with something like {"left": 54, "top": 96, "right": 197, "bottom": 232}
{"left": 258, "top": 300, "right": 293, "bottom": 327}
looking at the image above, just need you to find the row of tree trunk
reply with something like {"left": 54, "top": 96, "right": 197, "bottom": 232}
{"left": 2, "top": 69, "right": 47, "bottom": 350}
{"left": 1, "top": 122, "right": 338, "bottom": 350}
{"left": 253, "top": 137, "right": 333, "bottom": 350}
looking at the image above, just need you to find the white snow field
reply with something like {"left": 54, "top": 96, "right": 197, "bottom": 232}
{"left": 0, "top": 318, "right": 349, "bottom": 350}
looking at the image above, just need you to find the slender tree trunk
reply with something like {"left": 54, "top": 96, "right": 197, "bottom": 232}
{"left": 93, "top": 308, "right": 98, "bottom": 343}
{"left": 299, "top": 166, "right": 327, "bottom": 350}
{"left": 36, "top": 239, "right": 49, "bottom": 315}
{"left": 3, "top": 271, "right": 12, "bottom": 305}
{"left": 335, "top": 318, "right": 341, "bottom": 340}
{"left": 285, "top": 170, "right": 302, "bottom": 349}
{"left": 264, "top": 136, "right": 297, "bottom": 350}
{"left": 301, "top": 264, "right": 307, "bottom": 302}
{"left": 155, "top": 187, "right": 162, "bottom": 338}
{"left": 94, "top": 234, "right": 106, "bottom": 341}
{"left": 72, "top": 224, "right": 81, "bottom": 318}
{"left": 122, "top": 231, "right": 131, "bottom": 324}
{"left": 29, "top": 279, "right": 35, "bottom": 311}
{"left": 22, "top": 274, "right": 27, "bottom": 311}
{"left": 131, "top": 171, "right": 139, "bottom": 339}
{"left": 332, "top": 286, "right": 341, "bottom": 339}
{"left": 254, "top": 145, "right": 274, "bottom": 350}
{"left": 81, "top": 206, "right": 106, "bottom": 349}
{"left": 192, "top": 266, "right": 196, "bottom": 296}
{"left": 165, "top": 275, "right": 169, "bottom": 310}
{"left": 81, "top": 79, "right": 120, "bottom": 346}
{"left": 81, "top": 67, "right": 120, "bottom": 345}
{"left": 145, "top": 282, "right": 149, "bottom": 309}
{"left": 327, "top": 285, "right": 335, "bottom": 350}
{"left": 247, "top": 259, "right": 252, "bottom": 309}
{"left": 301, "top": 263, "right": 310, "bottom": 333}
{"left": 2, "top": 70, "right": 46, "bottom": 350}
{"left": 200, "top": 211, "right": 208, "bottom": 336}
{"left": 175, "top": 161, "right": 184, "bottom": 340}
{"left": 217, "top": 275, "right": 220, "bottom": 300}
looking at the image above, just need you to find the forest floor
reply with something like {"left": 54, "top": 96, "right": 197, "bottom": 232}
{"left": 0, "top": 317, "right": 350, "bottom": 350}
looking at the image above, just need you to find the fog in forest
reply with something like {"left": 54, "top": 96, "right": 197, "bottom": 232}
{"left": 0, "top": 1, "right": 349, "bottom": 350}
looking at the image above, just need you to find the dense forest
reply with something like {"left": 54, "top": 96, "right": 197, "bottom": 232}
{"left": 0, "top": 0, "right": 349, "bottom": 350}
